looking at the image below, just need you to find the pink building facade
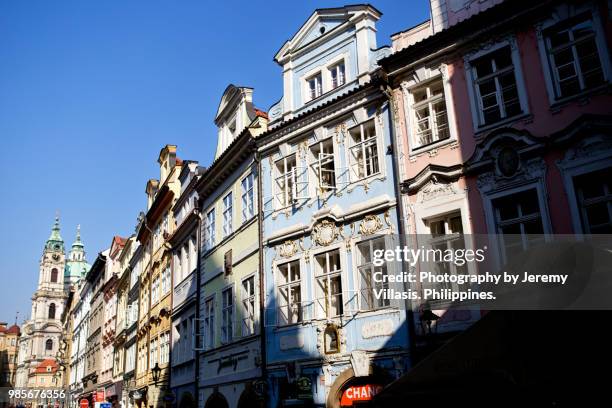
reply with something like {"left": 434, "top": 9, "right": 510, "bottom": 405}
{"left": 381, "top": 0, "right": 612, "bottom": 331}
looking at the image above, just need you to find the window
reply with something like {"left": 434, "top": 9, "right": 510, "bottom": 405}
{"left": 241, "top": 276, "right": 256, "bottom": 336}
{"left": 493, "top": 189, "right": 544, "bottom": 260}
{"left": 545, "top": 17, "right": 604, "bottom": 99}
{"left": 357, "top": 238, "right": 390, "bottom": 311}
{"left": 308, "top": 73, "right": 323, "bottom": 100}
{"left": 241, "top": 172, "right": 255, "bottom": 222}
{"left": 125, "top": 344, "right": 135, "bottom": 372}
{"left": 50, "top": 268, "right": 58, "bottom": 283}
{"left": 48, "top": 303, "right": 56, "bottom": 319}
{"left": 204, "top": 209, "right": 215, "bottom": 251}
{"left": 45, "top": 339, "right": 53, "bottom": 351}
{"left": 314, "top": 249, "right": 343, "bottom": 318}
{"left": 151, "top": 277, "right": 160, "bottom": 305}
{"left": 275, "top": 154, "right": 298, "bottom": 208}
{"left": 573, "top": 167, "right": 612, "bottom": 233}
{"left": 330, "top": 62, "right": 346, "bottom": 89}
{"left": 426, "top": 213, "right": 468, "bottom": 293}
{"left": 471, "top": 46, "right": 522, "bottom": 126}
{"left": 349, "top": 120, "right": 379, "bottom": 181}
{"left": 222, "top": 192, "right": 233, "bottom": 238}
{"left": 161, "top": 266, "right": 171, "bottom": 295}
{"left": 410, "top": 79, "right": 450, "bottom": 147}
{"left": 159, "top": 332, "right": 170, "bottom": 365}
{"left": 221, "top": 288, "right": 233, "bottom": 343}
{"left": 310, "top": 138, "right": 336, "bottom": 192}
{"left": 150, "top": 338, "right": 158, "bottom": 367}
{"left": 277, "top": 260, "right": 302, "bottom": 325}
{"left": 203, "top": 297, "right": 215, "bottom": 350}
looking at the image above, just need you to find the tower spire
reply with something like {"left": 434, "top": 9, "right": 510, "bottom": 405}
{"left": 45, "top": 215, "right": 64, "bottom": 251}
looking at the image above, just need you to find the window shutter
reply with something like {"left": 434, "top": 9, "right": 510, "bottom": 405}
{"left": 224, "top": 249, "right": 233, "bottom": 275}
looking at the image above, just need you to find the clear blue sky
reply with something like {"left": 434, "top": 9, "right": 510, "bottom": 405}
{"left": 0, "top": 1, "right": 429, "bottom": 324}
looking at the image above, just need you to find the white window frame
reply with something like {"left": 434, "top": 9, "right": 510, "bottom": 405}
{"left": 408, "top": 77, "right": 451, "bottom": 148}
{"left": 204, "top": 208, "right": 215, "bottom": 251}
{"left": 535, "top": 5, "right": 611, "bottom": 105}
{"left": 221, "top": 286, "right": 234, "bottom": 344}
{"left": 483, "top": 182, "right": 552, "bottom": 269}
{"left": 464, "top": 37, "right": 529, "bottom": 132}
{"left": 274, "top": 153, "right": 308, "bottom": 210}
{"left": 241, "top": 274, "right": 256, "bottom": 336}
{"left": 309, "top": 137, "right": 337, "bottom": 194}
{"left": 222, "top": 191, "right": 233, "bottom": 238}
{"left": 329, "top": 60, "right": 346, "bottom": 89}
{"left": 241, "top": 171, "right": 255, "bottom": 222}
{"left": 355, "top": 236, "right": 392, "bottom": 312}
{"left": 306, "top": 72, "right": 323, "bottom": 101}
{"left": 150, "top": 337, "right": 158, "bottom": 368}
{"left": 348, "top": 119, "right": 381, "bottom": 182}
{"left": 313, "top": 248, "right": 344, "bottom": 319}
{"left": 276, "top": 259, "right": 303, "bottom": 326}
{"left": 203, "top": 295, "right": 215, "bottom": 350}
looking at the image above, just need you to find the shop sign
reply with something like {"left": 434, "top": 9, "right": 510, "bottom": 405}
{"left": 296, "top": 376, "right": 312, "bottom": 400}
{"left": 79, "top": 400, "right": 89, "bottom": 408}
{"left": 340, "top": 384, "right": 383, "bottom": 406}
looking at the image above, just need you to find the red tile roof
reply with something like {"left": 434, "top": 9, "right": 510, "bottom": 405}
{"left": 255, "top": 108, "right": 269, "bottom": 119}
{"left": 6, "top": 324, "right": 20, "bottom": 334}
{"left": 35, "top": 359, "right": 58, "bottom": 374}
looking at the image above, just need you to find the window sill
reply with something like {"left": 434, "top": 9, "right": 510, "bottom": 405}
{"left": 409, "top": 137, "right": 456, "bottom": 156}
{"left": 474, "top": 112, "right": 533, "bottom": 138}
{"left": 549, "top": 83, "right": 611, "bottom": 112}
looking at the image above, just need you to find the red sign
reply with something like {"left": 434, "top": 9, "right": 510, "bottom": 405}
{"left": 95, "top": 390, "right": 105, "bottom": 403}
{"left": 80, "top": 399, "right": 89, "bottom": 408}
{"left": 340, "top": 384, "right": 383, "bottom": 406}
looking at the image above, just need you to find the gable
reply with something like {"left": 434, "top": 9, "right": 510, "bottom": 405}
{"left": 293, "top": 16, "right": 347, "bottom": 51}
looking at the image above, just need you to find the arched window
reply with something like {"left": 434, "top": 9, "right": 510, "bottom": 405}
{"left": 48, "top": 303, "right": 56, "bottom": 319}
{"left": 45, "top": 339, "right": 53, "bottom": 351}
{"left": 50, "top": 268, "right": 58, "bottom": 283}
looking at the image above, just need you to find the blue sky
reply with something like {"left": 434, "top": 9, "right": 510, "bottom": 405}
{"left": 0, "top": 1, "right": 429, "bottom": 324}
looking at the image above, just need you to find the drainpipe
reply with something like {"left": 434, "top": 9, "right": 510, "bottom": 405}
{"left": 255, "top": 143, "right": 267, "bottom": 407}
{"left": 194, "top": 201, "right": 203, "bottom": 404}
{"left": 381, "top": 82, "right": 418, "bottom": 370}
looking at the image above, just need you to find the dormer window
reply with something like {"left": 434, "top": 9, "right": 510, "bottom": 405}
{"left": 308, "top": 73, "right": 323, "bottom": 100}
{"left": 228, "top": 117, "right": 237, "bottom": 137}
{"left": 330, "top": 62, "right": 346, "bottom": 89}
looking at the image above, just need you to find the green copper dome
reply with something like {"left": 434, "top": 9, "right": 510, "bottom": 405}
{"left": 45, "top": 216, "right": 65, "bottom": 252}
{"left": 65, "top": 225, "right": 91, "bottom": 279}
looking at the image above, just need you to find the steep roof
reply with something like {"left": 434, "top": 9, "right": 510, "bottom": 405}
{"left": 35, "top": 359, "right": 58, "bottom": 373}
{"left": 6, "top": 324, "right": 20, "bottom": 335}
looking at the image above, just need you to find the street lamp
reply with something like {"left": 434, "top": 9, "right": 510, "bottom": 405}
{"left": 151, "top": 363, "right": 161, "bottom": 386}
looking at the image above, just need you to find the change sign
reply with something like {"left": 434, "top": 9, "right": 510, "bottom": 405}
{"left": 340, "top": 384, "right": 383, "bottom": 406}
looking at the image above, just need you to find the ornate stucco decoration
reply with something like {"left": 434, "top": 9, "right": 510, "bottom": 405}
{"left": 315, "top": 321, "right": 346, "bottom": 362}
{"left": 313, "top": 220, "right": 338, "bottom": 246}
{"left": 418, "top": 179, "right": 458, "bottom": 203}
{"left": 359, "top": 215, "right": 382, "bottom": 236}
{"left": 298, "top": 237, "right": 310, "bottom": 264}
{"left": 477, "top": 158, "right": 547, "bottom": 194}
{"left": 278, "top": 240, "right": 298, "bottom": 258}
{"left": 335, "top": 123, "right": 347, "bottom": 144}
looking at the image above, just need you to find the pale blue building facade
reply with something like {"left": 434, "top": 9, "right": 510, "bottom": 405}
{"left": 258, "top": 5, "right": 411, "bottom": 407}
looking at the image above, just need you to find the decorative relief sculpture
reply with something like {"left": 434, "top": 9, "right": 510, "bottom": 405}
{"left": 359, "top": 215, "right": 382, "bottom": 236}
{"left": 313, "top": 220, "right": 338, "bottom": 246}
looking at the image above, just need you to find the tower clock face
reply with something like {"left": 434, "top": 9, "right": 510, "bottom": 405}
{"left": 53, "top": 254, "right": 60, "bottom": 261}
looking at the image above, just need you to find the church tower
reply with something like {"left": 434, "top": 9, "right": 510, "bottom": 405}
{"left": 15, "top": 217, "right": 70, "bottom": 388}
{"left": 64, "top": 225, "right": 91, "bottom": 287}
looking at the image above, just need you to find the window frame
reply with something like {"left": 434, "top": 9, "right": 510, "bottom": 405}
{"left": 464, "top": 38, "right": 529, "bottom": 132}
{"left": 348, "top": 119, "right": 381, "bottom": 183}
{"left": 535, "top": 6, "right": 611, "bottom": 105}
{"left": 355, "top": 237, "right": 392, "bottom": 312}
{"left": 203, "top": 295, "right": 215, "bottom": 350}
{"left": 221, "top": 286, "right": 234, "bottom": 344}
{"left": 222, "top": 191, "right": 233, "bottom": 238}
{"left": 276, "top": 259, "right": 303, "bottom": 326}
{"left": 408, "top": 77, "right": 451, "bottom": 149}
{"left": 313, "top": 248, "right": 344, "bottom": 319}
{"left": 241, "top": 274, "right": 256, "bottom": 336}
{"left": 204, "top": 208, "right": 216, "bottom": 251}
{"left": 241, "top": 171, "right": 255, "bottom": 223}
